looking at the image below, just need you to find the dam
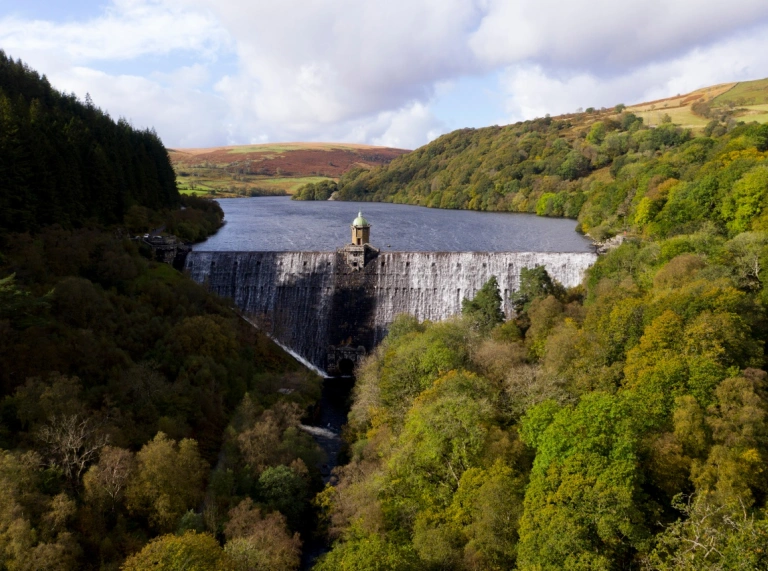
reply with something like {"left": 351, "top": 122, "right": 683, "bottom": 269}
{"left": 185, "top": 209, "right": 596, "bottom": 374}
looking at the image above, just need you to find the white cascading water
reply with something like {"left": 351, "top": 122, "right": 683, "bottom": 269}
{"left": 369, "top": 251, "right": 595, "bottom": 343}
{"left": 185, "top": 251, "right": 597, "bottom": 370}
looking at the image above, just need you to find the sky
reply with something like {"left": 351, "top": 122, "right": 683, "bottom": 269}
{"left": 2, "top": 0, "right": 768, "bottom": 150}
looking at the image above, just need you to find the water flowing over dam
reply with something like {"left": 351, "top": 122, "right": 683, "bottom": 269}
{"left": 185, "top": 249, "right": 597, "bottom": 374}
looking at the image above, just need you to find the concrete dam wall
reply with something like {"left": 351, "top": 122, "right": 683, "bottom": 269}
{"left": 185, "top": 249, "right": 597, "bottom": 374}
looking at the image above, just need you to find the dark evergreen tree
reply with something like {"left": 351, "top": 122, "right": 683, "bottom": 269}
{"left": 0, "top": 51, "right": 180, "bottom": 233}
{"left": 510, "top": 265, "right": 565, "bottom": 314}
{"left": 462, "top": 275, "right": 505, "bottom": 333}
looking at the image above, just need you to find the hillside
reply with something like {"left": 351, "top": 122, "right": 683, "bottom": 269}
{"left": 314, "top": 90, "right": 768, "bottom": 570}
{"left": 630, "top": 77, "right": 768, "bottom": 128}
{"left": 169, "top": 142, "right": 409, "bottom": 198}
{"left": 0, "top": 52, "right": 179, "bottom": 233}
{"left": 0, "top": 54, "right": 324, "bottom": 571}
{"left": 325, "top": 77, "right": 768, "bottom": 241}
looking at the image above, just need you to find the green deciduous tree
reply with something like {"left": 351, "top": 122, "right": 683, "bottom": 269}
{"left": 720, "top": 166, "right": 768, "bottom": 235}
{"left": 447, "top": 459, "right": 525, "bottom": 569}
{"left": 586, "top": 121, "right": 608, "bottom": 145}
{"left": 559, "top": 150, "right": 591, "bottom": 180}
{"left": 518, "top": 394, "right": 649, "bottom": 569}
{"left": 385, "top": 371, "right": 498, "bottom": 528}
{"left": 375, "top": 319, "right": 470, "bottom": 425}
{"left": 257, "top": 463, "right": 309, "bottom": 529}
{"left": 314, "top": 531, "right": 419, "bottom": 571}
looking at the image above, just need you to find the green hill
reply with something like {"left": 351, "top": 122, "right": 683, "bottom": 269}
{"left": 713, "top": 77, "right": 768, "bottom": 107}
{"left": 316, "top": 84, "right": 768, "bottom": 571}
{"left": 328, "top": 85, "right": 768, "bottom": 241}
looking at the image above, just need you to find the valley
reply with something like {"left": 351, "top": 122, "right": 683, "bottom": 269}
{"left": 5, "top": 45, "right": 768, "bottom": 570}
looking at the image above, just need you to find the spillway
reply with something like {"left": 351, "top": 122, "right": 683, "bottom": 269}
{"left": 185, "top": 249, "right": 597, "bottom": 373}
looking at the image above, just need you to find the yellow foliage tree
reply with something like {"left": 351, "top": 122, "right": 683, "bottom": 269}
{"left": 125, "top": 433, "right": 208, "bottom": 532}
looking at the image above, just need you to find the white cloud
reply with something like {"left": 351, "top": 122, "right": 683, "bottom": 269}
{"left": 470, "top": 0, "right": 768, "bottom": 70}
{"left": 151, "top": 63, "right": 211, "bottom": 89}
{"left": 193, "top": 0, "right": 484, "bottom": 133}
{"left": 500, "top": 23, "right": 768, "bottom": 122}
{"left": 334, "top": 101, "right": 445, "bottom": 150}
{"left": 4, "top": 0, "right": 768, "bottom": 148}
{"left": 54, "top": 66, "right": 229, "bottom": 148}
{"left": 370, "top": 102, "right": 445, "bottom": 149}
{"left": 0, "top": 0, "right": 228, "bottom": 68}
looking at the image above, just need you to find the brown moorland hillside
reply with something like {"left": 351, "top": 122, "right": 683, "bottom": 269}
{"left": 169, "top": 142, "right": 409, "bottom": 197}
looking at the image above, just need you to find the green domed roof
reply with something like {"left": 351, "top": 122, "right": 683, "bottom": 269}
{"left": 352, "top": 212, "right": 370, "bottom": 227}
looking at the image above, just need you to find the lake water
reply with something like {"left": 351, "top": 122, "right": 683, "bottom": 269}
{"left": 192, "top": 197, "right": 594, "bottom": 252}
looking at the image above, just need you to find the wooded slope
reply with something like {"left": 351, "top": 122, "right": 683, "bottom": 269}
{"left": 0, "top": 51, "right": 178, "bottom": 232}
{"left": 329, "top": 83, "right": 768, "bottom": 244}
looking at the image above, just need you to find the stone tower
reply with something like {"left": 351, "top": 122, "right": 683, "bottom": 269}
{"left": 351, "top": 212, "right": 371, "bottom": 245}
{"left": 340, "top": 211, "right": 378, "bottom": 272}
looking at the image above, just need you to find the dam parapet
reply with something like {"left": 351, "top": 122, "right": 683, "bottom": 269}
{"left": 185, "top": 249, "right": 597, "bottom": 374}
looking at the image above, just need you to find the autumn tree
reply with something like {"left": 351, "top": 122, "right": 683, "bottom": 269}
{"left": 223, "top": 498, "right": 301, "bottom": 571}
{"left": 648, "top": 494, "right": 768, "bottom": 570}
{"left": 126, "top": 432, "right": 209, "bottom": 532}
{"left": 233, "top": 400, "right": 320, "bottom": 477}
{"left": 0, "top": 450, "right": 80, "bottom": 570}
{"left": 83, "top": 446, "right": 135, "bottom": 511}
{"left": 121, "top": 531, "right": 232, "bottom": 571}
{"left": 35, "top": 413, "right": 109, "bottom": 485}
{"left": 691, "top": 370, "right": 768, "bottom": 511}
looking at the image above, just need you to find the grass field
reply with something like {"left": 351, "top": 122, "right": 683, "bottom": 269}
{"left": 735, "top": 103, "right": 768, "bottom": 123}
{"left": 626, "top": 78, "right": 768, "bottom": 132}
{"left": 713, "top": 78, "right": 768, "bottom": 107}
{"left": 176, "top": 173, "right": 336, "bottom": 198}
{"left": 634, "top": 106, "right": 711, "bottom": 128}
{"left": 178, "top": 189, "right": 211, "bottom": 196}
{"left": 226, "top": 144, "right": 314, "bottom": 154}
{"left": 628, "top": 83, "right": 735, "bottom": 113}
{"left": 255, "top": 176, "right": 332, "bottom": 193}
{"left": 224, "top": 142, "right": 377, "bottom": 154}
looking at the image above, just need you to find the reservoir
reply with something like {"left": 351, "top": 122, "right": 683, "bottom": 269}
{"left": 192, "top": 196, "right": 593, "bottom": 253}
{"left": 186, "top": 196, "right": 597, "bottom": 373}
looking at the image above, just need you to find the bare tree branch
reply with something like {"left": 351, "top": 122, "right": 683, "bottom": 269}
{"left": 36, "top": 414, "right": 109, "bottom": 484}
